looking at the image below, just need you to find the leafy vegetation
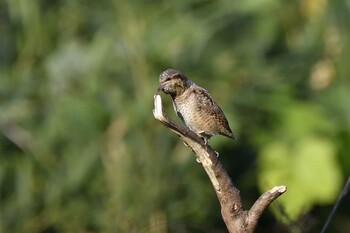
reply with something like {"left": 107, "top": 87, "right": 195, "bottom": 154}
{"left": 1, "top": 0, "right": 349, "bottom": 232}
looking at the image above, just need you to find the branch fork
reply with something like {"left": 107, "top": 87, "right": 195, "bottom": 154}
{"left": 153, "top": 93, "right": 286, "bottom": 233}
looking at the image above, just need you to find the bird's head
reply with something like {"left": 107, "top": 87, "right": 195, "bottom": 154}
{"left": 158, "top": 68, "right": 191, "bottom": 97}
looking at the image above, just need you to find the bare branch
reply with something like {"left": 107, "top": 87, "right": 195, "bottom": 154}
{"left": 153, "top": 94, "right": 286, "bottom": 233}
{"left": 246, "top": 186, "right": 287, "bottom": 231}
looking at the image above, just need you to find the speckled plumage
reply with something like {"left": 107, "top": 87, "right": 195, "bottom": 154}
{"left": 158, "top": 68, "right": 235, "bottom": 142}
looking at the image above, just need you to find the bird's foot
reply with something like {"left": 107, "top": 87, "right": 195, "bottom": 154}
{"left": 201, "top": 136, "right": 209, "bottom": 146}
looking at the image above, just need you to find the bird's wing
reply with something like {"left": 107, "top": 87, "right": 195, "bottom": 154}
{"left": 190, "top": 86, "right": 234, "bottom": 138}
{"left": 191, "top": 86, "right": 226, "bottom": 116}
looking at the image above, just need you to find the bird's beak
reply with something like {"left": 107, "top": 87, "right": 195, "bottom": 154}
{"left": 157, "top": 84, "right": 165, "bottom": 93}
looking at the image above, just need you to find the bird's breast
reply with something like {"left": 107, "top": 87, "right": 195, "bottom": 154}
{"left": 173, "top": 94, "right": 217, "bottom": 135}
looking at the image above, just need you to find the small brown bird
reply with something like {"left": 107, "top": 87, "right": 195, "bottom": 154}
{"left": 158, "top": 68, "right": 235, "bottom": 143}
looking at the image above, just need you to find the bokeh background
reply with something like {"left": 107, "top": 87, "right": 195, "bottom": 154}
{"left": 1, "top": 0, "right": 349, "bottom": 232}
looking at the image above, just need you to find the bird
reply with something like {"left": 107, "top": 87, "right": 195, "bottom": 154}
{"left": 157, "top": 68, "right": 235, "bottom": 144}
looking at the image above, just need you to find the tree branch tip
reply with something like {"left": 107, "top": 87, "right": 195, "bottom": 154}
{"left": 153, "top": 94, "right": 166, "bottom": 121}
{"left": 269, "top": 185, "right": 287, "bottom": 194}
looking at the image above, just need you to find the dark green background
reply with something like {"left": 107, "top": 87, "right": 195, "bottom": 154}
{"left": 1, "top": 0, "right": 349, "bottom": 232}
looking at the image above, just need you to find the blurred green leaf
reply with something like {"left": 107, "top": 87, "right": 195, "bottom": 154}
{"left": 258, "top": 137, "right": 342, "bottom": 220}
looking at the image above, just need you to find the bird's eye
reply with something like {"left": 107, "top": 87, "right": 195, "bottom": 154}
{"left": 164, "top": 77, "right": 171, "bottom": 82}
{"left": 172, "top": 74, "right": 182, "bottom": 80}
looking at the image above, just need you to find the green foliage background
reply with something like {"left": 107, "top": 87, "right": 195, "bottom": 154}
{"left": 1, "top": 0, "right": 349, "bottom": 232}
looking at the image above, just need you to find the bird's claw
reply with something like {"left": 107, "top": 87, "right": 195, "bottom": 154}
{"left": 215, "top": 151, "right": 219, "bottom": 157}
